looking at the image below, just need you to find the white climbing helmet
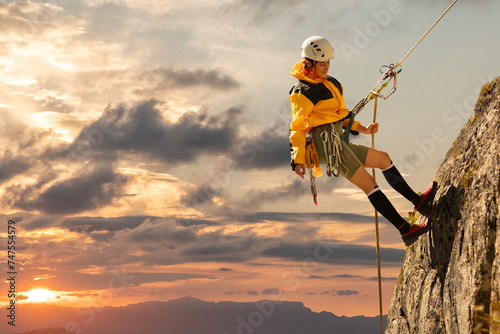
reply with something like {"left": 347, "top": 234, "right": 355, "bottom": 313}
{"left": 301, "top": 36, "right": 334, "bottom": 62}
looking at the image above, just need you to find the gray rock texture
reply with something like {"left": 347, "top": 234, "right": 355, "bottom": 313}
{"left": 385, "top": 77, "right": 500, "bottom": 334}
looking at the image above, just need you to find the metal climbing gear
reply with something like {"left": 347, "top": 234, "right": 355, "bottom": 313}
{"left": 309, "top": 168, "right": 317, "bottom": 206}
{"left": 304, "top": 136, "right": 321, "bottom": 205}
{"left": 341, "top": 63, "right": 401, "bottom": 144}
{"left": 320, "top": 124, "right": 343, "bottom": 177}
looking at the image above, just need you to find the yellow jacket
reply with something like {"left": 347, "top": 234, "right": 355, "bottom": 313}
{"left": 289, "top": 61, "right": 359, "bottom": 166}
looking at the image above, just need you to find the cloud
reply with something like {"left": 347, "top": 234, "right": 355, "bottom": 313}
{"left": 336, "top": 289, "right": 359, "bottom": 296}
{"left": 61, "top": 216, "right": 152, "bottom": 236}
{"left": 229, "top": 130, "right": 290, "bottom": 170}
{"left": 0, "top": 151, "right": 31, "bottom": 182}
{"left": 241, "top": 212, "right": 376, "bottom": 224}
{"left": 262, "top": 242, "right": 405, "bottom": 266}
{"left": 237, "top": 179, "right": 307, "bottom": 211}
{"left": 12, "top": 166, "right": 128, "bottom": 214}
{"left": 261, "top": 288, "right": 281, "bottom": 295}
{"left": 66, "top": 100, "right": 243, "bottom": 166}
{"left": 154, "top": 67, "right": 240, "bottom": 90}
{"left": 176, "top": 218, "right": 219, "bottom": 227}
{"left": 120, "top": 218, "right": 197, "bottom": 244}
{"left": 319, "top": 289, "right": 359, "bottom": 296}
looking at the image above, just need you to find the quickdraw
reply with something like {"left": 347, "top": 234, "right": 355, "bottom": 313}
{"left": 304, "top": 136, "right": 321, "bottom": 205}
{"left": 341, "top": 63, "right": 401, "bottom": 145}
{"left": 320, "top": 124, "right": 343, "bottom": 177}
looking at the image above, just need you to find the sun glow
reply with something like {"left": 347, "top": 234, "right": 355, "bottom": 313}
{"left": 25, "top": 289, "right": 56, "bottom": 303}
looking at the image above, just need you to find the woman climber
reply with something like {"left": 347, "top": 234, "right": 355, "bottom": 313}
{"left": 289, "top": 36, "right": 436, "bottom": 246}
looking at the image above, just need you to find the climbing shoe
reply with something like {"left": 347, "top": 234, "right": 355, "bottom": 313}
{"left": 415, "top": 181, "right": 438, "bottom": 216}
{"left": 401, "top": 217, "right": 431, "bottom": 246}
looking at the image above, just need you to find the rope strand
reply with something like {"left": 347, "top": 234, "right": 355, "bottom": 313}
{"left": 397, "top": 0, "right": 458, "bottom": 66}
{"left": 372, "top": 96, "right": 384, "bottom": 334}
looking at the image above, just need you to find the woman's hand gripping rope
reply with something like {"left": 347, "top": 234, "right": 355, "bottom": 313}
{"left": 305, "top": 138, "right": 322, "bottom": 205}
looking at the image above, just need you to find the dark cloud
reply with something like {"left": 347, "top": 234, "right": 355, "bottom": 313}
{"left": 13, "top": 166, "right": 128, "bottom": 214}
{"left": 181, "top": 181, "right": 227, "bottom": 209}
{"left": 319, "top": 289, "right": 359, "bottom": 296}
{"left": 331, "top": 274, "right": 364, "bottom": 279}
{"left": 155, "top": 67, "right": 240, "bottom": 90}
{"left": 181, "top": 234, "right": 257, "bottom": 257}
{"left": 66, "top": 100, "right": 243, "bottom": 166}
{"left": 13, "top": 212, "right": 401, "bottom": 274}
{"left": 241, "top": 211, "right": 376, "bottom": 224}
{"left": 229, "top": 130, "right": 290, "bottom": 170}
{"left": 0, "top": 152, "right": 31, "bottom": 182}
{"left": 308, "top": 275, "right": 325, "bottom": 279}
{"left": 124, "top": 218, "right": 197, "bottom": 244}
{"left": 62, "top": 216, "right": 150, "bottom": 233}
{"left": 262, "top": 242, "right": 405, "bottom": 266}
{"left": 336, "top": 289, "right": 359, "bottom": 296}
{"left": 176, "top": 218, "right": 219, "bottom": 227}
{"left": 238, "top": 179, "right": 307, "bottom": 210}
{"left": 261, "top": 288, "right": 281, "bottom": 295}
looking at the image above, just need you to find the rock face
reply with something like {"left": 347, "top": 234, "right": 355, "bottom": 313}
{"left": 385, "top": 77, "right": 500, "bottom": 334}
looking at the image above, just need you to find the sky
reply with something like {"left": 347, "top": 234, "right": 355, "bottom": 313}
{"left": 0, "top": 0, "right": 499, "bottom": 326}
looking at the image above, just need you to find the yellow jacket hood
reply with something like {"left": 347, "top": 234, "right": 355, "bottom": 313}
{"left": 290, "top": 60, "right": 324, "bottom": 84}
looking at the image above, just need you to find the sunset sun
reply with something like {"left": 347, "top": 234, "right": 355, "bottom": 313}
{"left": 25, "top": 289, "right": 56, "bottom": 303}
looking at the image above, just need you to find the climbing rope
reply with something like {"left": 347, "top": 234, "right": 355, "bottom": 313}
{"left": 370, "top": 89, "right": 385, "bottom": 334}
{"left": 363, "top": 2, "right": 458, "bottom": 332}
{"left": 397, "top": 0, "right": 458, "bottom": 66}
{"left": 341, "top": 0, "right": 458, "bottom": 145}
{"left": 372, "top": 96, "right": 384, "bottom": 334}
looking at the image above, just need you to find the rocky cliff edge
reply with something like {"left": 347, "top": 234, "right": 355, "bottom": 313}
{"left": 385, "top": 77, "right": 500, "bottom": 334}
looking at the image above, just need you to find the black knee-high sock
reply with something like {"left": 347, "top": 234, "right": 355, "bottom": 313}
{"left": 368, "top": 187, "right": 410, "bottom": 234}
{"left": 382, "top": 162, "right": 420, "bottom": 206}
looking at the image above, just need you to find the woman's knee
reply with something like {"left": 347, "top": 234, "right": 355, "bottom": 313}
{"left": 380, "top": 151, "right": 392, "bottom": 168}
{"left": 366, "top": 149, "right": 392, "bottom": 169}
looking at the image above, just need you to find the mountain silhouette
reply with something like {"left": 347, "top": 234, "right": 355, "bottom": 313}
{"left": 8, "top": 297, "right": 385, "bottom": 334}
